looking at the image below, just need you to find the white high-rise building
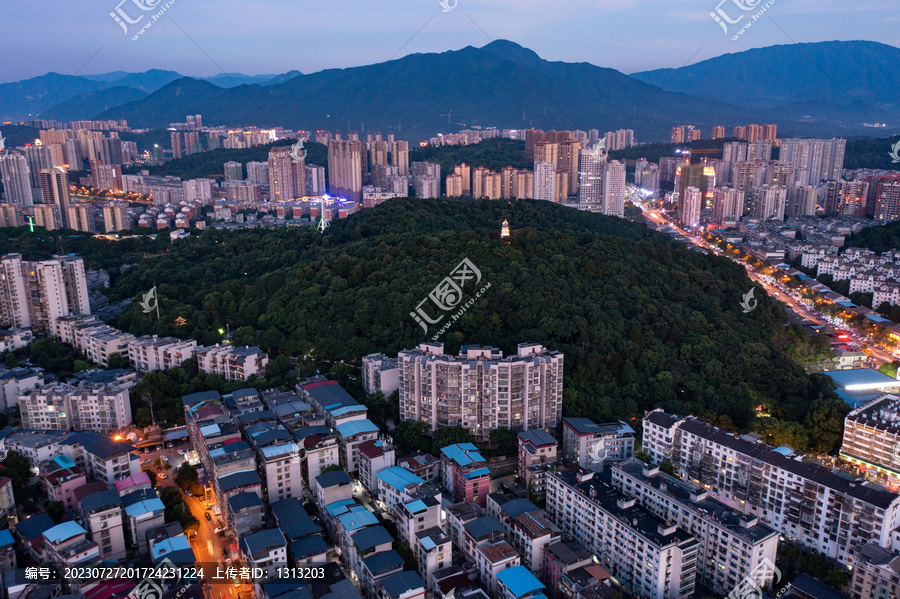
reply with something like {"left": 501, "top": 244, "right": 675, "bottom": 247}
{"left": 246, "top": 161, "right": 269, "bottom": 185}
{"left": 0, "top": 253, "right": 90, "bottom": 334}
{"left": 0, "top": 153, "right": 33, "bottom": 207}
{"left": 602, "top": 160, "right": 625, "bottom": 218}
{"left": 712, "top": 187, "right": 745, "bottom": 223}
{"left": 779, "top": 138, "right": 846, "bottom": 185}
{"left": 787, "top": 185, "right": 817, "bottom": 217}
{"left": 533, "top": 161, "right": 556, "bottom": 201}
{"left": 40, "top": 168, "right": 71, "bottom": 228}
{"left": 576, "top": 148, "right": 604, "bottom": 206}
{"left": 680, "top": 186, "right": 702, "bottom": 228}
{"left": 224, "top": 161, "right": 243, "bottom": 181}
{"left": 398, "top": 342, "right": 564, "bottom": 442}
{"left": 750, "top": 185, "right": 787, "bottom": 220}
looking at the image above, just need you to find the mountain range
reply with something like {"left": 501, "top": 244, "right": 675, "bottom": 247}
{"left": 3, "top": 40, "right": 899, "bottom": 142}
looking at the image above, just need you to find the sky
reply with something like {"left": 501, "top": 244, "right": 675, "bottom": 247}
{"left": 1, "top": 0, "right": 898, "bottom": 83}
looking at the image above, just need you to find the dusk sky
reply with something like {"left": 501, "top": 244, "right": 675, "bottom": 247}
{"left": 1, "top": 0, "right": 898, "bottom": 83}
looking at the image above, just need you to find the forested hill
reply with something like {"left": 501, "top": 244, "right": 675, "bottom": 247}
{"left": 0, "top": 198, "right": 842, "bottom": 450}
{"left": 850, "top": 220, "right": 900, "bottom": 253}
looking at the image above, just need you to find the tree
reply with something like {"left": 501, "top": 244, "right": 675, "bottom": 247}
{"left": 391, "top": 421, "right": 432, "bottom": 455}
{"left": 107, "top": 353, "right": 131, "bottom": 369}
{"left": 660, "top": 462, "right": 676, "bottom": 476}
{"left": 46, "top": 501, "right": 64, "bottom": 523}
{"left": 4, "top": 353, "right": 17, "bottom": 368}
{"left": 320, "top": 464, "right": 344, "bottom": 474}
{"left": 175, "top": 463, "right": 199, "bottom": 490}
{"left": 634, "top": 451, "right": 653, "bottom": 464}
{"left": 73, "top": 360, "right": 93, "bottom": 371}
{"left": 489, "top": 427, "right": 518, "bottom": 457}
{"left": 432, "top": 426, "right": 474, "bottom": 455}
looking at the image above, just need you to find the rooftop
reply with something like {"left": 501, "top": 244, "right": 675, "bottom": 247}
{"left": 380, "top": 571, "right": 425, "bottom": 599}
{"left": 44, "top": 521, "right": 86, "bottom": 545}
{"left": 497, "top": 565, "right": 545, "bottom": 598}
{"left": 823, "top": 368, "right": 900, "bottom": 391}
{"left": 227, "top": 492, "right": 264, "bottom": 512}
{"left": 564, "top": 417, "right": 635, "bottom": 436}
{"left": 335, "top": 419, "right": 378, "bottom": 438}
{"left": 316, "top": 469, "right": 352, "bottom": 488}
{"left": 242, "top": 528, "right": 286, "bottom": 555}
{"left": 441, "top": 443, "right": 486, "bottom": 467}
{"left": 518, "top": 428, "right": 558, "bottom": 448}
{"left": 271, "top": 498, "right": 321, "bottom": 540}
{"left": 376, "top": 467, "right": 424, "bottom": 492}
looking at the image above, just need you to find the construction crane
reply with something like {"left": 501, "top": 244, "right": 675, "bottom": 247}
{"left": 438, "top": 110, "right": 452, "bottom": 124}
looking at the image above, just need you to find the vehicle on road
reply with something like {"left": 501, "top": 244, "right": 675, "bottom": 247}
{"left": 205, "top": 512, "right": 211, "bottom": 521}
{"left": 161, "top": 474, "right": 168, "bottom": 479}
{"left": 177, "top": 449, "right": 185, "bottom": 454}
{"left": 222, "top": 548, "right": 228, "bottom": 558}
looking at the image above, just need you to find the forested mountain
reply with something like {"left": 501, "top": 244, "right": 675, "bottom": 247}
{"left": 850, "top": 220, "right": 900, "bottom": 253}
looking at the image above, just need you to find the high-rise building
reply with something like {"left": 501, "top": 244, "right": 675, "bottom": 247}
{"left": 0, "top": 203, "right": 23, "bottom": 227}
{"left": 327, "top": 140, "right": 364, "bottom": 202}
{"left": 224, "top": 161, "right": 243, "bottom": 181}
{"left": 787, "top": 185, "right": 817, "bottom": 217}
{"left": 577, "top": 147, "right": 604, "bottom": 205}
{"left": 533, "top": 162, "right": 556, "bottom": 201}
{"left": 710, "top": 126, "right": 726, "bottom": 140}
{"left": 184, "top": 132, "right": 200, "bottom": 155}
{"left": 194, "top": 114, "right": 202, "bottom": 129}
{"left": 558, "top": 140, "right": 581, "bottom": 196}
{"left": 398, "top": 342, "right": 564, "bottom": 441}
{"left": 779, "top": 138, "right": 846, "bottom": 185}
{"left": 824, "top": 179, "right": 869, "bottom": 217}
{"left": 99, "top": 138, "right": 124, "bottom": 166}
{"left": 305, "top": 165, "right": 326, "bottom": 196}
{"left": 24, "top": 145, "right": 55, "bottom": 187}
{"left": 603, "top": 129, "right": 635, "bottom": 151}
{"left": 20, "top": 380, "right": 132, "bottom": 433}
{"left": 731, "top": 161, "right": 767, "bottom": 192}
{"left": 207, "top": 132, "right": 219, "bottom": 150}
{"left": 0, "top": 153, "right": 33, "bottom": 207}
{"left": 762, "top": 124, "right": 777, "bottom": 142}
{"left": 102, "top": 203, "right": 131, "bottom": 233}
{"left": 602, "top": 160, "right": 625, "bottom": 218}
{"left": 40, "top": 168, "right": 71, "bottom": 229}
{"left": 534, "top": 142, "right": 559, "bottom": 169}
{"left": 0, "top": 253, "right": 90, "bottom": 334}
{"left": 268, "top": 147, "right": 306, "bottom": 202}
{"left": 170, "top": 131, "right": 182, "bottom": 159}
{"left": 747, "top": 141, "right": 773, "bottom": 162}
{"left": 390, "top": 140, "right": 409, "bottom": 176}
{"left": 712, "top": 188, "right": 745, "bottom": 222}
{"left": 246, "top": 161, "right": 268, "bottom": 185}
{"left": 680, "top": 186, "right": 703, "bottom": 227}
{"left": 66, "top": 205, "right": 95, "bottom": 233}
{"left": 413, "top": 175, "right": 439, "bottom": 199}
{"left": 765, "top": 161, "right": 794, "bottom": 187}
{"left": 368, "top": 140, "right": 388, "bottom": 170}
{"left": 32, "top": 204, "right": 61, "bottom": 230}
{"left": 671, "top": 125, "right": 701, "bottom": 144}
{"left": 446, "top": 173, "right": 464, "bottom": 197}
{"left": 750, "top": 185, "right": 787, "bottom": 220}
{"left": 90, "top": 161, "right": 123, "bottom": 192}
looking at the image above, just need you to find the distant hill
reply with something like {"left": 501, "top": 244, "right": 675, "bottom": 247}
{"left": 43, "top": 86, "right": 148, "bottom": 122}
{"left": 631, "top": 41, "right": 900, "bottom": 123}
{"left": 94, "top": 40, "right": 900, "bottom": 140}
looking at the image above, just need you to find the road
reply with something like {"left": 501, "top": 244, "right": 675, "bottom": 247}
{"left": 641, "top": 207, "right": 897, "bottom": 367}
{"left": 149, "top": 443, "right": 249, "bottom": 599}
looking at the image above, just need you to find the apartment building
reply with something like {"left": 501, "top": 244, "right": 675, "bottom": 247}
{"left": 562, "top": 417, "right": 635, "bottom": 472}
{"left": 398, "top": 342, "right": 564, "bottom": 441}
{"left": 0, "top": 253, "right": 90, "bottom": 333}
{"left": 194, "top": 344, "right": 269, "bottom": 381}
{"left": 545, "top": 468, "right": 700, "bottom": 599}
{"left": 358, "top": 438, "right": 396, "bottom": 496}
{"left": 841, "top": 394, "right": 900, "bottom": 477}
{"left": 241, "top": 528, "right": 288, "bottom": 579}
{"left": 611, "top": 458, "right": 780, "bottom": 595}
{"left": 362, "top": 353, "right": 400, "bottom": 396}
{"left": 336, "top": 418, "right": 379, "bottom": 475}
{"left": 643, "top": 409, "right": 900, "bottom": 565}
{"left": 128, "top": 335, "right": 198, "bottom": 372}
{"left": 850, "top": 543, "right": 900, "bottom": 599}
{"left": 19, "top": 380, "right": 133, "bottom": 433}
{"left": 79, "top": 489, "right": 127, "bottom": 560}
{"left": 487, "top": 494, "right": 560, "bottom": 578}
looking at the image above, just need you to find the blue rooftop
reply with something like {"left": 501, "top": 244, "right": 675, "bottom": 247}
{"left": 44, "top": 521, "right": 86, "bottom": 544}
{"left": 497, "top": 565, "right": 545, "bottom": 598}
{"left": 124, "top": 497, "right": 165, "bottom": 519}
{"left": 0, "top": 529, "right": 13, "bottom": 547}
{"left": 824, "top": 369, "right": 900, "bottom": 391}
{"left": 376, "top": 467, "right": 424, "bottom": 492}
{"left": 151, "top": 535, "right": 191, "bottom": 560}
{"left": 53, "top": 455, "right": 76, "bottom": 469}
{"left": 440, "top": 443, "right": 485, "bottom": 467}
{"left": 462, "top": 467, "right": 490, "bottom": 479}
{"left": 335, "top": 419, "right": 378, "bottom": 438}
{"left": 337, "top": 506, "right": 379, "bottom": 532}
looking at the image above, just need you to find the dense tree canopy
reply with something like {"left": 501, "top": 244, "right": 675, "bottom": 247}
{"left": 0, "top": 198, "right": 843, "bottom": 450}
{"left": 850, "top": 219, "right": 900, "bottom": 253}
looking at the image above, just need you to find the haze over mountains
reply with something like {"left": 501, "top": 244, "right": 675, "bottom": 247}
{"left": 4, "top": 40, "right": 899, "bottom": 142}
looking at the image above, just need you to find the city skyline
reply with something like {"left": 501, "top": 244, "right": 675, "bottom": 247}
{"left": 0, "top": 0, "right": 897, "bottom": 83}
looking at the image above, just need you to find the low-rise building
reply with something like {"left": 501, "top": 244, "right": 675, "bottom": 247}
{"left": 43, "top": 521, "right": 100, "bottom": 567}
{"left": 362, "top": 353, "right": 400, "bottom": 396}
{"left": 475, "top": 539, "right": 521, "bottom": 597}
{"left": 128, "top": 336, "right": 198, "bottom": 373}
{"left": 841, "top": 394, "right": 900, "bottom": 479}
{"left": 517, "top": 429, "right": 558, "bottom": 498}
{"left": 358, "top": 438, "right": 396, "bottom": 496}
{"left": 851, "top": 543, "right": 900, "bottom": 599}
{"left": 487, "top": 495, "right": 559, "bottom": 578}
{"left": 42, "top": 463, "right": 87, "bottom": 512}
{"left": 227, "top": 492, "right": 265, "bottom": 538}
{"left": 20, "top": 380, "right": 133, "bottom": 433}
{"left": 496, "top": 565, "right": 546, "bottom": 599}
{"left": 414, "top": 527, "right": 452, "bottom": 590}
{"left": 122, "top": 489, "right": 166, "bottom": 554}
{"left": 241, "top": 528, "right": 288, "bottom": 579}
{"left": 336, "top": 419, "right": 379, "bottom": 475}
{"left": 542, "top": 540, "right": 593, "bottom": 599}
{"left": 79, "top": 489, "right": 126, "bottom": 560}
{"left": 441, "top": 443, "right": 490, "bottom": 506}
{"left": 195, "top": 344, "right": 269, "bottom": 381}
